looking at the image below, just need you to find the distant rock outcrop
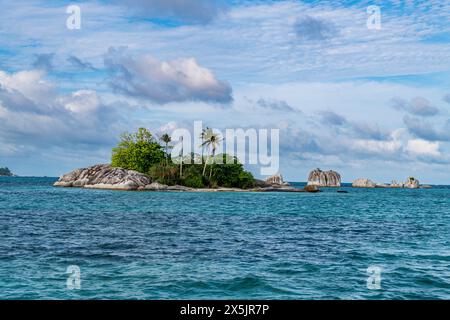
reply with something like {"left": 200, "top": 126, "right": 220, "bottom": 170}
{"left": 390, "top": 180, "right": 403, "bottom": 188}
{"left": 307, "top": 168, "right": 341, "bottom": 187}
{"left": 351, "top": 176, "right": 422, "bottom": 189}
{"left": 54, "top": 164, "right": 151, "bottom": 191}
{"left": 0, "top": 167, "right": 14, "bottom": 177}
{"left": 265, "top": 173, "right": 290, "bottom": 186}
{"left": 404, "top": 177, "right": 420, "bottom": 189}
{"left": 352, "top": 178, "right": 376, "bottom": 188}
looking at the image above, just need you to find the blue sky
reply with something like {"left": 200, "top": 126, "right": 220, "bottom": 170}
{"left": 0, "top": 0, "right": 450, "bottom": 183}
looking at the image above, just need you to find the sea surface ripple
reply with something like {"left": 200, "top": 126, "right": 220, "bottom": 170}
{"left": 0, "top": 177, "right": 449, "bottom": 299}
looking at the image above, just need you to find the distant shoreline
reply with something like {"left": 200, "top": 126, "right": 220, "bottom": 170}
{"left": 1, "top": 175, "right": 441, "bottom": 188}
{"left": 1, "top": 176, "right": 440, "bottom": 186}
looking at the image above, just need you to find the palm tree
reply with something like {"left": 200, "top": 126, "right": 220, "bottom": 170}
{"left": 201, "top": 128, "right": 222, "bottom": 180}
{"left": 159, "top": 133, "right": 172, "bottom": 179}
{"left": 179, "top": 136, "right": 184, "bottom": 178}
{"left": 160, "top": 133, "right": 172, "bottom": 165}
{"left": 200, "top": 129, "right": 206, "bottom": 161}
{"left": 200, "top": 128, "right": 208, "bottom": 176}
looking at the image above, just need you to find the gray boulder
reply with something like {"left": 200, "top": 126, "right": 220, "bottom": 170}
{"left": 352, "top": 178, "right": 376, "bottom": 188}
{"left": 54, "top": 164, "right": 151, "bottom": 191}
{"left": 166, "top": 185, "right": 194, "bottom": 192}
{"left": 144, "top": 182, "right": 169, "bottom": 191}
{"left": 265, "top": 173, "right": 290, "bottom": 186}
{"left": 307, "top": 168, "right": 341, "bottom": 187}
{"left": 404, "top": 177, "right": 420, "bottom": 189}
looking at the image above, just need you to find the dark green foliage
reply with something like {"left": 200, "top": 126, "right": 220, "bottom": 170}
{"left": 210, "top": 154, "right": 255, "bottom": 188}
{"left": 111, "top": 128, "right": 165, "bottom": 173}
{"left": 182, "top": 175, "right": 205, "bottom": 188}
{"left": 148, "top": 163, "right": 179, "bottom": 185}
{"left": 181, "top": 165, "right": 206, "bottom": 188}
{"left": 0, "top": 167, "right": 13, "bottom": 176}
{"left": 237, "top": 171, "right": 255, "bottom": 189}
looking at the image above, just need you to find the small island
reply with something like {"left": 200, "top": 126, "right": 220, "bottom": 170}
{"left": 54, "top": 128, "right": 318, "bottom": 193}
{"left": 0, "top": 167, "right": 14, "bottom": 177}
{"left": 352, "top": 177, "right": 427, "bottom": 189}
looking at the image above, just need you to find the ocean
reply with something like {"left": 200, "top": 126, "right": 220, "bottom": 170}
{"left": 0, "top": 177, "right": 449, "bottom": 299}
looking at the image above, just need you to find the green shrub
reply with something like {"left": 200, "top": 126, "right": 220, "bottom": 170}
{"left": 237, "top": 171, "right": 255, "bottom": 189}
{"left": 210, "top": 154, "right": 255, "bottom": 189}
{"left": 111, "top": 128, "right": 165, "bottom": 173}
{"left": 182, "top": 175, "right": 204, "bottom": 188}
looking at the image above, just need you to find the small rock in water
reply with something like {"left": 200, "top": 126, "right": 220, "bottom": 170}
{"left": 304, "top": 185, "right": 320, "bottom": 193}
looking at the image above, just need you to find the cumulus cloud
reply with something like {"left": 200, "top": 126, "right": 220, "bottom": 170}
{"left": 117, "top": 0, "right": 226, "bottom": 23}
{"left": 318, "top": 111, "right": 388, "bottom": 140}
{"left": 405, "top": 139, "right": 441, "bottom": 157}
{"left": 352, "top": 139, "right": 402, "bottom": 155}
{"left": 104, "top": 47, "right": 233, "bottom": 105}
{"left": 0, "top": 69, "right": 54, "bottom": 113}
{"left": 294, "top": 15, "right": 338, "bottom": 41}
{"left": 403, "top": 115, "right": 450, "bottom": 141}
{"left": 0, "top": 68, "right": 122, "bottom": 151}
{"left": 391, "top": 96, "right": 439, "bottom": 116}
{"left": 277, "top": 117, "right": 447, "bottom": 166}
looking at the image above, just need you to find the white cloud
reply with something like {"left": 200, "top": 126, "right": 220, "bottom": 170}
{"left": 352, "top": 139, "right": 402, "bottom": 154}
{"left": 60, "top": 90, "right": 100, "bottom": 115}
{"left": 0, "top": 68, "right": 123, "bottom": 151}
{"left": 2, "top": 1, "right": 450, "bottom": 85}
{"left": 406, "top": 139, "right": 441, "bottom": 157}
{"left": 104, "top": 47, "right": 233, "bottom": 104}
{"left": 0, "top": 69, "right": 54, "bottom": 105}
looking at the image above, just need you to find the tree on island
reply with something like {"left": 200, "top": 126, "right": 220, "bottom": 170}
{"left": 111, "top": 128, "right": 165, "bottom": 174}
{"left": 0, "top": 167, "right": 13, "bottom": 176}
{"left": 159, "top": 133, "right": 172, "bottom": 177}
{"left": 111, "top": 128, "right": 255, "bottom": 189}
{"left": 200, "top": 127, "right": 222, "bottom": 179}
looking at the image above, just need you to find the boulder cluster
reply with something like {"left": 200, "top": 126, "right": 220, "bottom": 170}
{"left": 54, "top": 164, "right": 151, "bottom": 190}
{"left": 352, "top": 176, "right": 421, "bottom": 189}
{"left": 307, "top": 168, "right": 341, "bottom": 187}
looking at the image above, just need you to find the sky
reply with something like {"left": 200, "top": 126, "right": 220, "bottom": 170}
{"left": 0, "top": 0, "right": 450, "bottom": 183}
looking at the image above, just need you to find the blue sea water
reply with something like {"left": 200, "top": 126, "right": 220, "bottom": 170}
{"left": 0, "top": 177, "right": 449, "bottom": 300}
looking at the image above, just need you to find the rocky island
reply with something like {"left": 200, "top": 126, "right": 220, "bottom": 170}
{"left": 352, "top": 176, "right": 424, "bottom": 189}
{"left": 53, "top": 128, "right": 323, "bottom": 193}
{"left": 0, "top": 167, "right": 14, "bottom": 177}
{"left": 307, "top": 168, "right": 341, "bottom": 187}
{"left": 54, "top": 165, "right": 318, "bottom": 193}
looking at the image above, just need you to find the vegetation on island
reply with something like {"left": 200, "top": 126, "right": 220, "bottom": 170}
{"left": 0, "top": 167, "right": 13, "bottom": 176}
{"left": 111, "top": 128, "right": 255, "bottom": 189}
